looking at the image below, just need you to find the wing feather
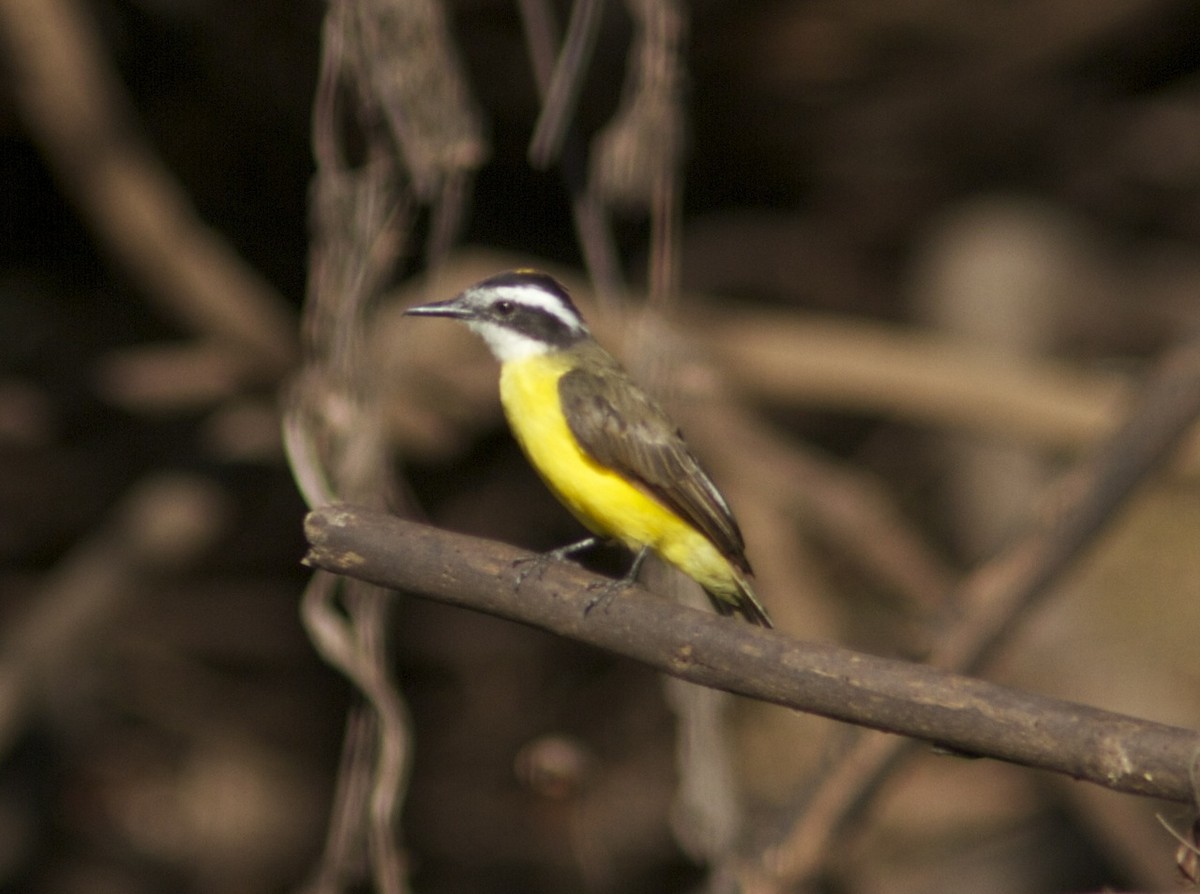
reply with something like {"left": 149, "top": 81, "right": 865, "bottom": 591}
{"left": 557, "top": 357, "right": 750, "bottom": 571}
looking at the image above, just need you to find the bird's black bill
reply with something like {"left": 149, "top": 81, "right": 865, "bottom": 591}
{"left": 403, "top": 298, "right": 471, "bottom": 319}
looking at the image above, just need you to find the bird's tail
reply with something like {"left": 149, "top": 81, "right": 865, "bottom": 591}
{"left": 709, "top": 570, "right": 773, "bottom": 628}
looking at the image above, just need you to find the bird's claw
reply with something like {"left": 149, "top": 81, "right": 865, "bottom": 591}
{"left": 512, "top": 537, "right": 600, "bottom": 591}
{"left": 512, "top": 553, "right": 553, "bottom": 590}
{"left": 583, "top": 576, "right": 635, "bottom": 615}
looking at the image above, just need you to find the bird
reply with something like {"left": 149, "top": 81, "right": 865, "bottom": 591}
{"left": 404, "top": 269, "right": 773, "bottom": 627}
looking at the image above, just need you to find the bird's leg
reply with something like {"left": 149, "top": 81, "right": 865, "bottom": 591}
{"left": 584, "top": 546, "right": 650, "bottom": 615}
{"left": 512, "top": 536, "right": 601, "bottom": 589}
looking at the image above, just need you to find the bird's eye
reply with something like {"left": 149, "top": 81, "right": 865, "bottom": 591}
{"left": 494, "top": 300, "right": 515, "bottom": 316}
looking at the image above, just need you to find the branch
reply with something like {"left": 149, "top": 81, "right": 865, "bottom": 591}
{"left": 0, "top": 0, "right": 297, "bottom": 376}
{"left": 516, "top": 0, "right": 623, "bottom": 296}
{"left": 385, "top": 258, "right": 1200, "bottom": 476}
{"left": 763, "top": 318, "right": 1200, "bottom": 883}
{"left": 703, "top": 311, "right": 1125, "bottom": 455}
{"left": 526, "top": 0, "right": 604, "bottom": 167}
{"left": 303, "top": 503, "right": 1200, "bottom": 807}
{"left": 0, "top": 475, "right": 227, "bottom": 758}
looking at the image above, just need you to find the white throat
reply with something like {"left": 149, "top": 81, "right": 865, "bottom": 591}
{"left": 468, "top": 319, "right": 554, "bottom": 362}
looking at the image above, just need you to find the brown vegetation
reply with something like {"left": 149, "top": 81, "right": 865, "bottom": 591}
{"left": 2, "top": 0, "right": 1200, "bottom": 891}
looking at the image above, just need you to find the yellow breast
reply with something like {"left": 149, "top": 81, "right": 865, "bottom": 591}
{"left": 498, "top": 354, "right": 697, "bottom": 552}
{"left": 498, "top": 352, "right": 743, "bottom": 600}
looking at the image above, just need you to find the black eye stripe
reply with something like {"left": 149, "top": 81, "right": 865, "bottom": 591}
{"left": 492, "top": 301, "right": 585, "bottom": 349}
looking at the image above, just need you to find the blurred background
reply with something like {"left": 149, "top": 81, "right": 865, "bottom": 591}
{"left": 2, "top": 0, "right": 1200, "bottom": 891}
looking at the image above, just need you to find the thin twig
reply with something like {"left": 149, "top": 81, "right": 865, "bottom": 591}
{"left": 299, "top": 708, "right": 375, "bottom": 894}
{"left": 0, "top": 0, "right": 297, "bottom": 377}
{"left": 285, "top": 2, "right": 453, "bottom": 889}
{"left": 527, "top": 0, "right": 605, "bottom": 167}
{"left": 0, "top": 475, "right": 227, "bottom": 759}
{"left": 588, "top": 0, "right": 686, "bottom": 214}
{"left": 765, "top": 322, "right": 1200, "bottom": 883}
{"left": 302, "top": 503, "right": 1200, "bottom": 808}
{"left": 703, "top": 311, "right": 1128, "bottom": 455}
{"left": 516, "top": 0, "right": 624, "bottom": 299}
{"left": 300, "top": 572, "right": 410, "bottom": 894}
{"left": 351, "top": 0, "right": 484, "bottom": 201}
{"left": 390, "top": 262, "right": 1187, "bottom": 472}
{"left": 679, "top": 394, "right": 955, "bottom": 615}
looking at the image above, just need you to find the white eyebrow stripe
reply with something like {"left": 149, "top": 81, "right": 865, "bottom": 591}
{"left": 478, "top": 284, "right": 587, "bottom": 333}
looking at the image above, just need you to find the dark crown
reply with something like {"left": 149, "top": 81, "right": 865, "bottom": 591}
{"left": 476, "top": 270, "right": 583, "bottom": 322}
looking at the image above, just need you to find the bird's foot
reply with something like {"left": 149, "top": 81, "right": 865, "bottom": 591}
{"left": 583, "top": 577, "right": 633, "bottom": 615}
{"left": 583, "top": 547, "right": 649, "bottom": 616}
{"left": 512, "top": 537, "right": 599, "bottom": 590}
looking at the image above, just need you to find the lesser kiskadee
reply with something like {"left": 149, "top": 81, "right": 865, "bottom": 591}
{"left": 405, "top": 270, "right": 773, "bottom": 627}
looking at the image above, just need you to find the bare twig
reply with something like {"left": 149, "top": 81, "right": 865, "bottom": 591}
{"left": 0, "top": 475, "right": 227, "bottom": 758}
{"left": 95, "top": 342, "right": 261, "bottom": 412}
{"left": 679, "top": 394, "right": 955, "bottom": 615}
{"left": 303, "top": 503, "right": 1200, "bottom": 808}
{"left": 949, "top": 323, "right": 1200, "bottom": 675}
{"left": 527, "top": 0, "right": 605, "bottom": 167}
{"left": 0, "top": 0, "right": 297, "bottom": 377}
{"left": 589, "top": 0, "right": 687, "bottom": 215}
{"left": 389, "top": 261, "right": 1197, "bottom": 472}
{"left": 765, "top": 322, "right": 1200, "bottom": 883}
{"left": 300, "top": 573, "right": 410, "bottom": 894}
{"left": 348, "top": 0, "right": 483, "bottom": 275}
{"left": 703, "top": 310, "right": 1126, "bottom": 454}
{"left": 381, "top": 254, "right": 1200, "bottom": 883}
{"left": 517, "top": 0, "right": 624, "bottom": 297}
{"left": 1049, "top": 779, "right": 1182, "bottom": 890}
{"left": 350, "top": 0, "right": 484, "bottom": 201}
{"left": 699, "top": 307, "right": 1200, "bottom": 477}
{"left": 299, "top": 710, "right": 376, "bottom": 894}
{"left": 284, "top": 0, "right": 486, "bottom": 888}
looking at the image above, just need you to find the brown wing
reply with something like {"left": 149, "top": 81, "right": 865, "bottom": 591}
{"left": 558, "top": 355, "right": 750, "bottom": 571}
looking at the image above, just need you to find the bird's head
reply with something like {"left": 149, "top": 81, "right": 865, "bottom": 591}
{"left": 405, "top": 270, "right": 591, "bottom": 361}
